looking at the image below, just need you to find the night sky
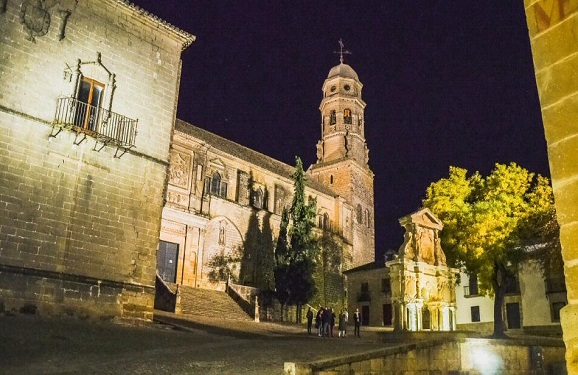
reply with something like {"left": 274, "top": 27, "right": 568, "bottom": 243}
{"left": 131, "top": 1, "right": 549, "bottom": 262}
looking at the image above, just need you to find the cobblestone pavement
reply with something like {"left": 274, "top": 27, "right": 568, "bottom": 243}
{"left": 0, "top": 312, "right": 393, "bottom": 374}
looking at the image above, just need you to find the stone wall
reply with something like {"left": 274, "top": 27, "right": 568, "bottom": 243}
{"left": 285, "top": 337, "right": 566, "bottom": 374}
{"left": 523, "top": 0, "right": 578, "bottom": 371}
{"left": 0, "top": 0, "right": 192, "bottom": 322}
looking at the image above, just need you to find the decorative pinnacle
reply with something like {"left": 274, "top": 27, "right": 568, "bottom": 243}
{"left": 335, "top": 39, "right": 351, "bottom": 64}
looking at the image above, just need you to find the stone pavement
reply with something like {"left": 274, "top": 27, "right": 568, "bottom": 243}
{"left": 0, "top": 311, "right": 392, "bottom": 374}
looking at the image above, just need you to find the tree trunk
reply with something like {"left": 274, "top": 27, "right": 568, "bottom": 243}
{"left": 296, "top": 303, "right": 301, "bottom": 323}
{"left": 280, "top": 302, "right": 285, "bottom": 322}
{"left": 492, "top": 262, "right": 507, "bottom": 338}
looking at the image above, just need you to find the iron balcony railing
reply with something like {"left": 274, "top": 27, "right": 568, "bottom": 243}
{"left": 54, "top": 97, "right": 138, "bottom": 148}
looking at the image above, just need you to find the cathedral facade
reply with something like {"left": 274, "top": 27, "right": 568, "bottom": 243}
{"left": 159, "top": 62, "right": 375, "bottom": 306}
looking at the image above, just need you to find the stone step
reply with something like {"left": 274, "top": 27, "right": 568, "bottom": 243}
{"left": 172, "top": 284, "right": 252, "bottom": 321}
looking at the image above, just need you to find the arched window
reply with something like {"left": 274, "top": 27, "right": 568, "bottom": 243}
{"left": 329, "top": 110, "right": 336, "bottom": 125}
{"left": 356, "top": 204, "right": 363, "bottom": 224}
{"left": 330, "top": 175, "right": 334, "bottom": 184}
{"left": 205, "top": 171, "right": 228, "bottom": 198}
{"left": 344, "top": 108, "right": 352, "bottom": 124}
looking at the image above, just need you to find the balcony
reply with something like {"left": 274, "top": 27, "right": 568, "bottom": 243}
{"left": 53, "top": 97, "right": 137, "bottom": 148}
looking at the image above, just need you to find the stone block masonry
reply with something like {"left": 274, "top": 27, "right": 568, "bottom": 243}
{"left": 0, "top": 0, "right": 193, "bottom": 322}
{"left": 523, "top": 0, "right": 578, "bottom": 372}
{"left": 285, "top": 337, "right": 566, "bottom": 374}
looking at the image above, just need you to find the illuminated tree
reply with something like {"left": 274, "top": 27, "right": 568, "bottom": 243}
{"left": 423, "top": 163, "right": 556, "bottom": 337}
{"left": 274, "top": 157, "right": 318, "bottom": 322}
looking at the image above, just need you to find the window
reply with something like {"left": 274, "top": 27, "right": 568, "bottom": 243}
{"left": 504, "top": 274, "right": 520, "bottom": 294}
{"left": 344, "top": 109, "right": 352, "bottom": 124}
{"left": 381, "top": 278, "right": 391, "bottom": 294}
{"left": 252, "top": 188, "right": 263, "bottom": 209}
{"left": 329, "top": 110, "right": 336, "bottom": 125}
{"left": 75, "top": 77, "right": 104, "bottom": 132}
{"left": 551, "top": 302, "right": 566, "bottom": 322}
{"left": 471, "top": 306, "right": 481, "bottom": 322}
{"left": 330, "top": 175, "right": 333, "bottom": 184}
{"left": 545, "top": 277, "right": 566, "bottom": 294}
{"left": 358, "top": 282, "right": 370, "bottom": 302}
{"left": 323, "top": 213, "right": 330, "bottom": 231}
{"left": 356, "top": 204, "right": 363, "bottom": 224}
{"left": 52, "top": 55, "right": 138, "bottom": 149}
{"left": 465, "top": 273, "right": 479, "bottom": 296}
{"left": 204, "top": 172, "right": 227, "bottom": 198}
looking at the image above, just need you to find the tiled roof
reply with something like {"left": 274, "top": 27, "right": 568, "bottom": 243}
{"left": 175, "top": 120, "right": 337, "bottom": 197}
{"left": 342, "top": 261, "right": 384, "bottom": 274}
{"left": 120, "top": 1, "right": 196, "bottom": 49}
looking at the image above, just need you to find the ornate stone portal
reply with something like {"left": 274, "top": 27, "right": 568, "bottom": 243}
{"left": 387, "top": 208, "right": 459, "bottom": 331}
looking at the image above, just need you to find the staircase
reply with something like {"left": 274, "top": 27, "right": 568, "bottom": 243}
{"left": 173, "top": 284, "right": 253, "bottom": 321}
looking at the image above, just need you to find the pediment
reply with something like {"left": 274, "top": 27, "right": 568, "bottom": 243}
{"left": 209, "top": 157, "right": 225, "bottom": 170}
{"left": 399, "top": 208, "right": 443, "bottom": 231}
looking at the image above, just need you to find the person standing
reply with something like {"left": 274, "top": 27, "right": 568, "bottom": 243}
{"left": 338, "top": 309, "right": 346, "bottom": 338}
{"left": 343, "top": 308, "right": 349, "bottom": 337}
{"left": 329, "top": 307, "right": 336, "bottom": 337}
{"left": 353, "top": 308, "right": 361, "bottom": 338}
{"left": 306, "top": 307, "right": 314, "bottom": 335}
{"left": 316, "top": 307, "right": 324, "bottom": 336}
{"left": 322, "top": 306, "right": 331, "bottom": 337}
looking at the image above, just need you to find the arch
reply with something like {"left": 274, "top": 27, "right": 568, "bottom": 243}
{"left": 202, "top": 217, "right": 244, "bottom": 282}
{"left": 344, "top": 108, "right": 352, "bottom": 124}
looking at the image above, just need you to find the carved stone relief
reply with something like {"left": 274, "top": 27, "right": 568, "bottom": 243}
{"left": 19, "top": 0, "right": 74, "bottom": 42}
{"left": 169, "top": 150, "right": 191, "bottom": 189}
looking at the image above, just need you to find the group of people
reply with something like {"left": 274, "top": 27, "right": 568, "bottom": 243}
{"left": 306, "top": 307, "right": 361, "bottom": 338}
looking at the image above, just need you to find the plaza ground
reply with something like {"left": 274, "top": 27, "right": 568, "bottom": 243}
{"left": 0, "top": 311, "right": 393, "bottom": 374}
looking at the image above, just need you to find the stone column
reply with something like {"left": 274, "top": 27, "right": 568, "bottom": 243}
{"left": 523, "top": 2, "right": 578, "bottom": 372}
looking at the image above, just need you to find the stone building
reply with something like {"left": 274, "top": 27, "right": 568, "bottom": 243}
{"left": 344, "top": 208, "right": 459, "bottom": 330}
{"left": 455, "top": 262, "right": 566, "bottom": 335}
{"left": 523, "top": 1, "right": 578, "bottom": 371}
{"left": 158, "top": 61, "right": 375, "bottom": 309}
{"left": 0, "top": 0, "right": 194, "bottom": 322}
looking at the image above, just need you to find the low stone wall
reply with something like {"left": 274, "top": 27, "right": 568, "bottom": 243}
{"left": 285, "top": 337, "right": 566, "bottom": 374}
{"left": 0, "top": 264, "right": 155, "bottom": 323}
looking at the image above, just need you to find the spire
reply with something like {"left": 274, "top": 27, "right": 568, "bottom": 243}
{"left": 334, "top": 39, "right": 351, "bottom": 64}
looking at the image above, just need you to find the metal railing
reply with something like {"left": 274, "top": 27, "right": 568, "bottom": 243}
{"left": 54, "top": 97, "right": 138, "bottom": 148}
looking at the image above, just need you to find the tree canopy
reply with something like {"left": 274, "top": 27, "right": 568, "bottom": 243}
{"left": 422, "top": 162, "right": 557, "bottom": 337}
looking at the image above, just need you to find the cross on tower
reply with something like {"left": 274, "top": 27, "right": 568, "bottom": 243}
{"left": 334, "top": 39, "right": 351, "bottom": 64}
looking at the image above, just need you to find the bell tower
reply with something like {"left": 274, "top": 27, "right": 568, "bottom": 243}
{"left": 308, "top": 41, "right": 375, "bottom": 267}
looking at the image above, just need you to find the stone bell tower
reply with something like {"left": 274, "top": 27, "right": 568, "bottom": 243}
{"left": 308, "top": 41, "right": 375, "bottom": 268}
